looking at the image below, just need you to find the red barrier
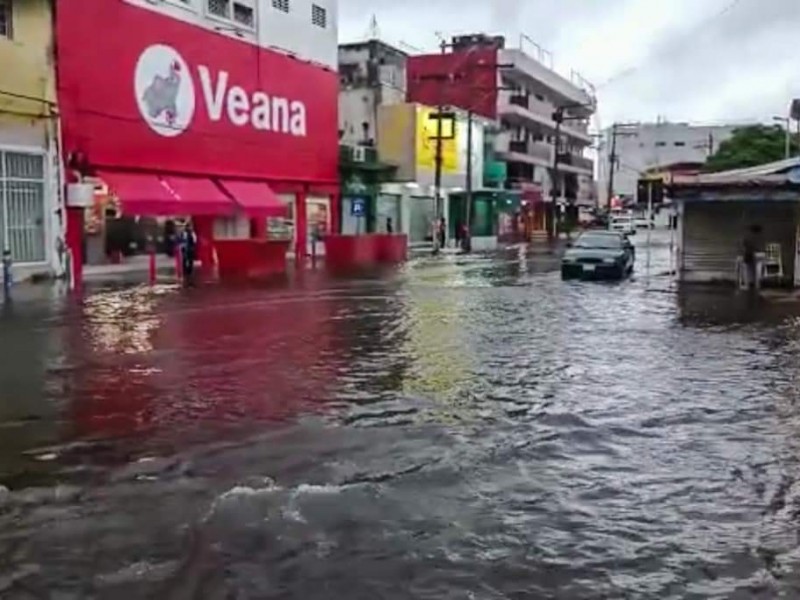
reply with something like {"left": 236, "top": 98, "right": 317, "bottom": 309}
{"left": 325, "top": 234, "right": 408, "bottom": 270}
{"left": 215, "top": 239, "right": 290, "bottom": 281}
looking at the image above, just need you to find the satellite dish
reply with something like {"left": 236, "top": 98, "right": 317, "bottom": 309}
{"left": 787, "top": 167, "right": 800, "bottom": 185}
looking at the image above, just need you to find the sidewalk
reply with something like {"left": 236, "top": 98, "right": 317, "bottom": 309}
{"left": 83, "top": 255, "right": 178, "bottom": 283}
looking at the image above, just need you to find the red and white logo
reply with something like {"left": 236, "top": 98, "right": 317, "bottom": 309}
{"left": 134, "top": 44, "right": 308, "bottom": 138}
{"left": 135, "top": 44, "right": 196, "bottom": 137}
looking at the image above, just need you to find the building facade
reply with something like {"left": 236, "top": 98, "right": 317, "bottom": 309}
{"left": 601, "top": 122, "right": 745, "bottom": 204}
{"left": 406, "top": 34, "right": 597, "bottom": 233}
{"left": 337, "top": 39, "right": 407, "bottom": 234}
{"left": 56, "top": 0, "right": 339, "bottom": 284}
{"left": 338, "top": 39, "right": 407, "bottom": 146}
{"left": 0, "top": 0, "right": 62, "bottom": 280}
{"left": 377, "top": 102, "right": 486, "bottom": 246}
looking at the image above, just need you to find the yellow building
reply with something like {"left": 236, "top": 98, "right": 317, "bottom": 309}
{"left": 0, "top": 0, "right": 61, "bottom": 277}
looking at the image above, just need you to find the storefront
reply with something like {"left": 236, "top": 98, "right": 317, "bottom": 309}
{"left": 56, "top": 0, "right": 339, "bottom": 285}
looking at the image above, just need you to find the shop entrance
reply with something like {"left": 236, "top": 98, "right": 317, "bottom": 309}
{"left": 81, "top": 177, "right": 179, "bottom": 267}
{"left": 306, "top": 196, "right": 330, "bottom": 256}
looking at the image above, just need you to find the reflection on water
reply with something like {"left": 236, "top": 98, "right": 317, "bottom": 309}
{"left": 4, "top": 233, "right": 800, "bottom": 598}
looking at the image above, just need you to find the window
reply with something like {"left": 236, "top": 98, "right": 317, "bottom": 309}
{"left": 206, "top": 0, "right": 255, "bottom": 28}
{"left": 0, "top": 0, "right": 12, "bottom": 39}
{"left": 655, "top": 141, "right": 667, "bottom": 147}
{"left": 0, "top": 151, "right": 46, "bottom": 264}
{"left": 272, "top": 0, "right": 289, "bottom": 13}
{"left": 312, "top": 4, "right": 326, "bottom": 28}
{"left": 674, "top": 141, "right": 686, "bottom": 147}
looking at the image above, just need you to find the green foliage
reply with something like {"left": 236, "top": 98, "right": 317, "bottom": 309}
{"left": 705, "top": 125, "right": 798, "bottom": 172}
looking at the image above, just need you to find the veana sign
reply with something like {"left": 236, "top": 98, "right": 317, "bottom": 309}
{"left": 135, "top": 44, "right": 307, "bottom": 138}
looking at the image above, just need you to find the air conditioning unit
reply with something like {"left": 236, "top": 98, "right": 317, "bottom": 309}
{"left": 352, "top": 146, "right": 367, "bottom": 163}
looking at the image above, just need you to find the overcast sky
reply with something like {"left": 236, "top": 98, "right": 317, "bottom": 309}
{"left": 338, "top": 0, "right": 800, "bottom": 129}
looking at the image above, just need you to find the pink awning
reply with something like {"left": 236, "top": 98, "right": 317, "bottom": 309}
{"left": 99, "top": 172, "right": 236, "bottom": 216}
{"left": 160, "top": 176, "right": 235, "bottom": 216}
{"left": 97, "top": 171, "right": 178, "bottom": 216}
{"left": 218, "top": 180, "right": 287, "bottom": 217}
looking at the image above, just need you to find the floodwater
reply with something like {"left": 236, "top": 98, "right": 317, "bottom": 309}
{"left": 3, "top": 232, "right": 800, "bottom": 598}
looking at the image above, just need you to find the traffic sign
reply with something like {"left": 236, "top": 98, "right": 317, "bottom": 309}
{"left": 350, "top": 197, "right": 367, "bottom": 217}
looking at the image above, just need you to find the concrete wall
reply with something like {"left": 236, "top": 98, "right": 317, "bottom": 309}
{"left": 0, "top": 0, "right": 62, "bottom": 278}
{"left": 124, "top": 0, "right": 339, "bottom": 69}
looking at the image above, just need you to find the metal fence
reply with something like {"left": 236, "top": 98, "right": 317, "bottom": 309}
{"left": 0, "top": 151, "right": 46, "bottom": 264}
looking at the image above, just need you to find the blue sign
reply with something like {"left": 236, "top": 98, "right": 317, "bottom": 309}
{"left": 350, "top": 197, "right": 367, "bottom": 217}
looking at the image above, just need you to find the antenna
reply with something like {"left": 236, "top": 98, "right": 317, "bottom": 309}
{"left": 366, "top": 14, "right": 380, "bottom": 40}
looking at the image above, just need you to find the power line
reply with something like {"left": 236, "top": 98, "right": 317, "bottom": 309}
{"left": 597, "top": 0, "right": 746, "bottom": 90}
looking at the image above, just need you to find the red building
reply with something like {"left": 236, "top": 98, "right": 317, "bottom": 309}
{"left": 56, "top": 0, "right": 339, "bottom": 285}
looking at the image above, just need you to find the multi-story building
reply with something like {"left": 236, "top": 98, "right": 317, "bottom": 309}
{"left": 600, "top": 121, "right": 745, "bottom": 204}
{"left": 0, "top": 0, "right": 62, "bottom": 280}
{"left": 56, "top": 0, "right": 340, "bottom": 285}
{"left": 338, "top": 39, "right": 407, "bottom": 146}
{"left": 337, "top": 39, "right": 406, "bottom": 234}
{"left": 406, "top": 33, "right": 597, "bottom": 233}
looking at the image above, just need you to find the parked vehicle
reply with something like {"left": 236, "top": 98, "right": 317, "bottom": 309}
{"left": 609, "top": 213, "right": 636, "bottom": 235}
{"left": 634, "top": 216, "right": 655, "bottom": 229}
{"left": 561, "top": 231, "right": 636, "bottom": 280}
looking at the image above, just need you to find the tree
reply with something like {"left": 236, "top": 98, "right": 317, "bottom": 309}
{"left": 705, "top": 125, "right": 798, "bottom": 172}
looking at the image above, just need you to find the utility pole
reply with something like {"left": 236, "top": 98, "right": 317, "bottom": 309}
{"left": 550, "top": 103, "right": 595, "bottom": 240}
{"left": 606, "top": 123, "right": 619, "bottom": 209}
{"left": 550, "top": 109, "right": 564, "bottom": 240}
{"left": 464, "top": 108, "right": 473, "bottom": 252}
{"left": 432, "top": 38, "right": 447, "bottom": 255}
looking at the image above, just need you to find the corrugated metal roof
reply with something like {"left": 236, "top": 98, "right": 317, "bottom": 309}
{"left": 671, "top": 157, "right": 800, "bottom": 189}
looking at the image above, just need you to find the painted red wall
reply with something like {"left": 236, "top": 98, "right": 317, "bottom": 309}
{"left": 406, "top": 48, "right": 499, "bottom": 120}
{"left": 56, "top": 0, "right": 338, "bottom": 185}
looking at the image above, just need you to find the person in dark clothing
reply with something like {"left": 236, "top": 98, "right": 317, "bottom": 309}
{"left": 164, "top": 219, "right": 177, "bottom": 257}
{"left": 742, "top": 225, "right": 762, "bottom": 289}
{"left": 438, "top": 217, "right": 447, "bottom": 249}
{"left": 179, "top": 221, "right": 197, "bottom": 279}
{"left": 386, "top": 217, "right": 393, "bottom": 234}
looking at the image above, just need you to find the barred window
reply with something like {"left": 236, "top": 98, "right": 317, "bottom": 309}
{"left": 207, "top": 0, "right": 229, "bottom": 18}
{"left": 0, "top": 151, "right": 47, "bottom": 264}
{"left": 0, "top": 0, "right": 12, "bottom": 39}
{"left": 272, "top": 0, "right": 289, "bottom": 13}
{"left": 311, "top": 4, "right": 326, "bottom": 28}
{"left": 207, "top": 0, "right": 255, "bottom": 29}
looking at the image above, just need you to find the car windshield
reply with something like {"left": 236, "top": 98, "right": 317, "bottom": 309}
{"left": 574, "top": 234, "right": 623, "bottom": 249}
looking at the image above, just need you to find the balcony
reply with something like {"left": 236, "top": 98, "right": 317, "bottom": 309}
{"left": 494, "top": 134, "right": 553, "bottom": 167}
{"left": 498, "top": 93, "right": 593, "bottom": 146}
{"left": 557, "top": 152, "right": 594, "bottom": 175}
{"left": 499, "top": 47, "right": 595, "bottom": 112}
{"left": 339, "top": 144, "right": 379, "bottom": 164}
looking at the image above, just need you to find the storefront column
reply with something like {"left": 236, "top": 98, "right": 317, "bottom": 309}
{"left": 193, "top": 216, "right": 215, "bottom": 272}
{"left": 250, "top": 218, "right": 267, "bottom": 239}
{"left": 330, "top": 192, "right": 341, "bottom": 235}
{"left": 66, "top": 207, "right": 84, "bottom": 289}
{"left": 295, "top": 191, "right": 308, "bottom": 261}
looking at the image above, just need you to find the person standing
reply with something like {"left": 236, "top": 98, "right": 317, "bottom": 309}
{"left": 742, "top": 224, "right": 762, "bottom": 290}
{"left": 438, "top": 217, "right": 447, "bottom": 250}
{"left": 179, "top": 221, "right": 197, "bottom": 280}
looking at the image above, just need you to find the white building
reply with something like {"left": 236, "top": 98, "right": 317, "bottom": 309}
{"left": 494, "top": 39, "right": 597, "bottom": 206}
{"left": 124, "top": 0, "right": 338, "bottom": 69}
{"left": 337, "top": 39, "right": 407, "bottom": 146}
{"left": 599, "top": 121, "right": 746, "bottom": 204}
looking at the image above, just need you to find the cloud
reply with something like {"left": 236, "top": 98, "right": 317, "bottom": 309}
{"left": 338, "top": 0, "right": 800, "bottom": 125}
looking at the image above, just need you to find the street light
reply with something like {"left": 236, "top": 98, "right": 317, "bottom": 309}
{"left": 773, "top": 115, "right": 791, "bottom": 160}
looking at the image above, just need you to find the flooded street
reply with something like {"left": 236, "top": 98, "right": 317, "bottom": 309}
{"left": 4, "top": 232, "right": 800, "bottom": 598}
